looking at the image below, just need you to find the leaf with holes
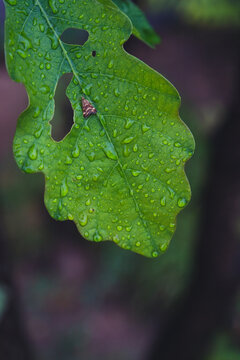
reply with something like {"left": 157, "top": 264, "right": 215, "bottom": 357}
{"left": 4, "top": 0, "right": 194, "bottom": 258}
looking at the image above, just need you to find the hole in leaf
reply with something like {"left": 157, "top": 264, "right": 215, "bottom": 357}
{"left": 60, "top": 28, "right": 89, "bottom": 45}
{"left": 92, "top": 50, "right": 96, "bottom": 57}
{"left": 50, "top": 73, "right": 74, "bottom": 142}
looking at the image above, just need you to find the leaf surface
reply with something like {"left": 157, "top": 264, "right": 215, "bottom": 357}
{"left": 4, "top": 0, "right": 194, "bottom": 258}
{"left": 112, "top": 0, "right": 160, "bottom": 47}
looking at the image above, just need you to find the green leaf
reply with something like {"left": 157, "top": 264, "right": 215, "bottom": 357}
{"left": 112, "top": 0, "right": 160, "bottom": 47}
{"left": 4, "top": 0, "right": 194, "bottom": 258}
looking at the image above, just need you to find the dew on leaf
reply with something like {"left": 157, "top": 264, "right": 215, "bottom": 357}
{"left": 19, "top": 33, "right": 32, "bottom": 50}
{"left": 60, "top": 178, "right": 69, "bottom": 197}
{"left": 79, "top": 214, "right": 88, "bottom": 226}
{"left": 6, "top": 0, "right": 195, "bottom": 258}
{"left": 133, "top": 144, "right": 138, "bottom": 152}
{"left": 86, "top": 151, "right": 96, "bottom": 162}
{"left": 177, "top": 197, "right": 187, "bottom": 208}
{"left": 123, "top": 136, "right": 134, "bottom": 144}
{"left": 114, "top": 88, "right": 120, "bottom": 97}
{"left": 103, "top": 144, "right": 117, "bottom": 160}
{"left": 16, "top": 49, "right": 27, "bottom": 59}
{"left": 34, "top": 125, "right": 43, "bottom": 138}
{"left": 142, "top": 124, "right": 150, "bottom": 133}
{"left": 124, "top": 118, "right": 134, "bottom": 129}
{"left": 160, "top": 243, "right": 168, "bottom": 251}
{"left": 72, "top": 145, "right": 80, "bottom": 158}
{"left": 108, "top": 60, "right": 114, "bottom": 69}
{"left": 123, "top": 145, "right": 131, "bottom": 157}
{"left": 28, "top": 144, "right": 38, "bottom": 160}
{"left": 39, "top": 24, "right": 45, "bottom": 32}
{"left": 93, "top": 231, "right": 103, "bottom": 242}
{"left": 40, "top": 85, "right": 50, "bottom": 94}
{"left": 131, "top": 170, "right": 141, "bottom": 177}
{"left": 65, "top": 156, "right": 73, "bottom": 165}
{"left": 38, "top": 161, "right": 44, "bottom": 170}
{"left": 48, "top": 0, "right": 58, "bottom": 13}
{"left": 160, "top": 196, "right": 166, "bottom": 206}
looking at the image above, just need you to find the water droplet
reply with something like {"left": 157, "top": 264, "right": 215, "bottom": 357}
{"left": 48, "top": 0, "right": 58, "bottom": 13}
{"left": 93, "top": 231, "right": 103, "bottom": 242}
{"left": 39, "top": 24, "right": 45, "bottom": 32}
{"left": 19, "top": 32, "right": 32, "bottom": 50}
{"left": 117, "top": 225, "right": 122, "bottom": 231}
{"left": 131, "top": 170, "right": 141, "bottom": 177}
{"left": 160, "top": 196, "right": 166, "bottom": 206}
{"left": 103, "top": 143, "right": 117, "bottom": 160}
{"left": 124, "top": 118, "right": 134, "bottom": 129}
{"left": 108, "top": 60, "right": 114, "bottom": 69}
{"left": 133, "top": 144, "right": 138, "bottom": 152}
{"left": 152, "top": 251, "right": 159, "bottom": 258}
{"left": 65, "top": 156, "right": 72, "bottom": 164}
{"left": 16, "top": 49, "right": 27, "bottom": 59}
{"left": 34, "top": 125, "right": 43, "bottom": 138}
{"left": 165, "top": 167, "right": 174, "bottom": 173}
{"left": 60, "top": 178, "right": 69, "bottom": 197}
{"left": 83, "top": 83, "right": 93, "bottom": 96}
{"left": 142, "top": 124, "right": 150, "bottom": 133}
{"left": 123, "top": 145, "right": 130, "bottom": 157}
{"left": 68, "top": 213, "right": 73, "bottom": 220}
{"left": 123, "top": 136, "right": 134, "bottom": 144}
{"left": 178, "top": 197, "right": 187, "bottom": 208}
{"left": 93, "top": 174, "right": 100, "bottom": 181}
{"left": 38, "top": 161, "right": 44, "bottom": 170}
{"left": 86, "top": 151, "right": 96, "bottom": 162}
{"left": 34, "top": 105, "right": 42, "bottom": 121}
{"left": 114, "top": 88, "right": 120, "bottom": 97}
{"left": 79, "top": 214, "right": 88, "bottom": 226}
{"left": 40, "top": 85, "right": 50, "bottom": 94}
{"left": 135, "top": 241, "right": 141, "bottom": 247}
{"left": 72, "top": 145, "right": 80, "bottom": 158}
{"left": 99, "top": 129, "right": 105, "bottom": 137}
{"left": 160, "top": 243, "right": 168, "bottom": 251}
{"left": 28, "top": 144, "right": 38, "bottom": 160}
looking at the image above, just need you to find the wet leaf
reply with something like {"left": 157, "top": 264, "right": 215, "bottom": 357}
{"left": 4, "top": 0, "right": 194, "bottom": 258}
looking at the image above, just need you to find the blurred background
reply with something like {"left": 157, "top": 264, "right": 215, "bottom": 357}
{"left": 0, "top": 0, "right": 240, "bottom": 359}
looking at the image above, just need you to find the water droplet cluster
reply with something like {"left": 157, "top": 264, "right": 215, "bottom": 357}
{"left": 6, "top": 0, "right": 194, "bottom": 258}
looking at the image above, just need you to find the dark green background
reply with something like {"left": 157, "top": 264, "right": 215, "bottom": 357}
{"left": 0, "top": 1, "right": 239, "bottom": 359}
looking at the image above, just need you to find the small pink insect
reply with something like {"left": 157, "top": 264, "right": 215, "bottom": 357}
{"left": 81, "top": 96, "right": 97, "bottom": 118}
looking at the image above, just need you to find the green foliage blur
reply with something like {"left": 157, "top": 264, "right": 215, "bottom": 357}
{"left": 148, "top": 0, "right": 240, "bottom": 27}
